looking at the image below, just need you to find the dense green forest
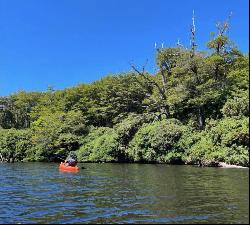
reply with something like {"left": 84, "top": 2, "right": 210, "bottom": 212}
{"left": 0, "top": 19, "right": 249, "bottom": 166}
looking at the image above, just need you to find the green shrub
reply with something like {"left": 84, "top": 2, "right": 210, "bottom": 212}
{"left": 184, "top": 117, "right": 249, "bottom": 166}
{"left": 0, "top": 129, "right": 33, "bottom": 162}
{"left": 30, "top": 110, "right": 88, "bottom": 161}
{"left": 77, "top": 127, "right": 119, "bottom": 162}
{"left": 127, "top": 119, "right": 185, "bottom": 163}
{"left": 222, "top": 96, "right": 249, "bottom": 117}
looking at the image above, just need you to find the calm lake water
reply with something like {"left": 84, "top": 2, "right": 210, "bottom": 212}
{"left": 0, "top": 163, "right": 249, "bottom": 224}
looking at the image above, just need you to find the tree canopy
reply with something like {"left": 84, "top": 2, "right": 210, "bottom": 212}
{"left": 0, "top": 17, "right": 248, "bottom": 166}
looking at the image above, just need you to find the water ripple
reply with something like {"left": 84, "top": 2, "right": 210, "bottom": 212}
{"left": 0, "top": 163, "right": 248, "bottom": 224}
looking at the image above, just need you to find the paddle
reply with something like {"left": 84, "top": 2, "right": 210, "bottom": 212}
{"left": 56, "top": 156, "right": 65, "bottom": 162}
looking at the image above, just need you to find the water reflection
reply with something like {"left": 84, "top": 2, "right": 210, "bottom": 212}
{"left": 0, "top": 163, "right": 248, "bottom": 224}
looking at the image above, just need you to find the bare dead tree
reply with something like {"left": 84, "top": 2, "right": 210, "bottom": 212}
{"left": 216, "top": 11, "right": 233, "bottom": 36}
{"left": 130, "top": 61, "right": 166, "bottom": 99}
{"left": 190, "top": 10, "right": 196, "bottom": 58}
{"left": 189, "top": 10, "right": 205, "bottom": 130}
{"left": 130, "top": 60, "right": 170, "bottom": 118}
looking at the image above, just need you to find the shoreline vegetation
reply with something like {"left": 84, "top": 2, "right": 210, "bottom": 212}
{"left": 0, "top": 157, "right": 248, "bottom": 169}
{"left": 0, "top": 17, "right": 249, "bottom": 168}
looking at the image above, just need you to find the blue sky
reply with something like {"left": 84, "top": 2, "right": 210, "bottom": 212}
{"left": 0, "top": 0, "right": 249, "bottom": 96}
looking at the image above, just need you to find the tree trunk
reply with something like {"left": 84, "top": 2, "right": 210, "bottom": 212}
{"left": 160, "top": 66, "right": 167, "bottom": 93}
{"left": 160, "top": 105, "right": 169, "bottom": 118}
{"left": 0, "top": 153, "right": 3, "bottom": 162}
{"left": 198, "top": 106, "right": 205, "bottom": 130}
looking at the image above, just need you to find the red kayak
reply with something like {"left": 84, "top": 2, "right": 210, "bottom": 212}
{"left": 59, "top": 162, "right": 79, "bottom": 172}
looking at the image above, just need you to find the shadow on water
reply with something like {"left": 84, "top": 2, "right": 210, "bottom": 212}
{"left": 0, "top": 162, "right": 249, "bottom": 224}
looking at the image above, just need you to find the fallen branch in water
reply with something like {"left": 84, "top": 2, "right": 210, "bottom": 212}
{"left": 218, "top": 162, "right": 248, "bottom": 169}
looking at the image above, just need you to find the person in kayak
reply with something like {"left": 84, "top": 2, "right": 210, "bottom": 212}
{"left": 65, "top": 151, "right": 78, "bottom": 167}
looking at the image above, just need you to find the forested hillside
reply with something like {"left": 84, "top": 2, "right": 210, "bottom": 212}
{"left": 0, "top": 19, "right": 249, "bottom": 166}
